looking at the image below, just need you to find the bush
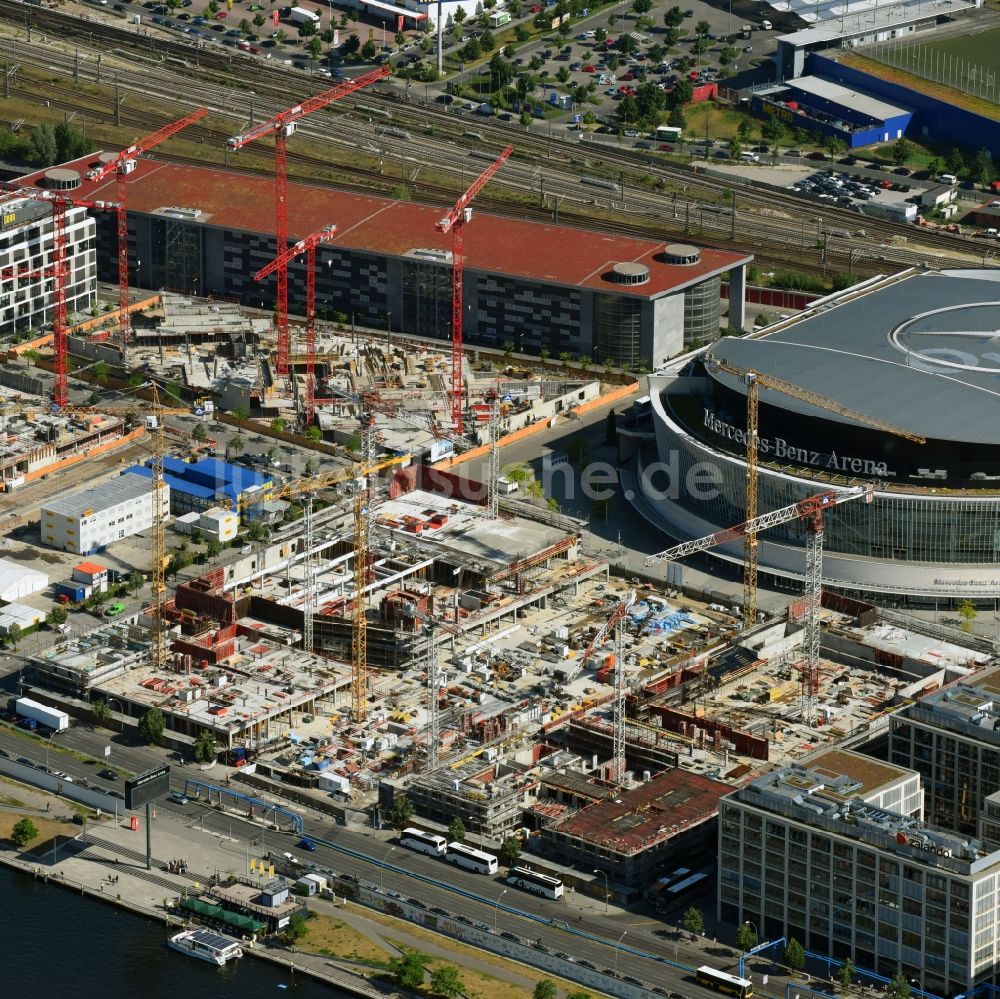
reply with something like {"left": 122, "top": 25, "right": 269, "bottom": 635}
{"left": 770, "top": 269, "right": 829, "bottom": 294}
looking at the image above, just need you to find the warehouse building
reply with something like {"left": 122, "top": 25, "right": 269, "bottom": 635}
{"left": 19, "top": 157, "right": 752, "bottom": 368}
{"left": 890, "top": 669, "right": 1000, "bottom": 839}
{"left": 124, "top": 457, "right": 271, "bottom": 516}
{"left": 716, "top": 748, "right": 1000, "bottom": 996}
{"left": 0, "top": 185, "right": 97, "bottom": 338}
{"left": 41, "top": 475, "right": 169, "bottom": 554}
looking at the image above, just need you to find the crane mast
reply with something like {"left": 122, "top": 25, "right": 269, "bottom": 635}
{"left": 436, "top": 145, "right": 513, "bottom": 434}
{"left": 227, "top": 69, "right": 388, "bottom": 375}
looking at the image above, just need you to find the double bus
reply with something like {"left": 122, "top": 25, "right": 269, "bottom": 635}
{"left": 696, "top": 966, "right": 753, "bottom": 998}
{"left": 399, "top": 828, "right": 448, "bottom": 857}
{"left": 444, "top": 842, "right": 499, "bottom": 874}
{"left": 506, "top": 866, "right": 564, "bottom": 900}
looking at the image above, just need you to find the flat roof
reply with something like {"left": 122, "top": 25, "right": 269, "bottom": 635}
{"left": 549, "top": 768, "right": 725, "bottom": 854}
{"left": 20, "top": 156, "right": 750, "bottom": 300}
{"left": 42, "top": 473, "right": 155, "bottom": 519}
{"left": 791, "top": 74, "right": 909, "bottom": 121}
{"left": 706, "top": 270, "right": 1000, "bottom": 445}
{"left": 798, "top": 747, "right": 911, "bottom": 800}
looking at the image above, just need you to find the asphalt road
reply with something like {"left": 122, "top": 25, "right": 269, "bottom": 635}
{"left": 0, "top": 718, "right": 800, "bottom": 997}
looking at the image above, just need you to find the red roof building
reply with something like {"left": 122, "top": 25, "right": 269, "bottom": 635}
{"left": 21, "top": 156, "right": 752, "bottom": 366}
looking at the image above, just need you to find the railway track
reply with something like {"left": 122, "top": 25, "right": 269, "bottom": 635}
{"left": 0, "top": 3, "right": 982, "bottom": 273}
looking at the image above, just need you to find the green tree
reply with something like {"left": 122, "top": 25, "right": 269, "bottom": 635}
{"left": 480, "top": 28, "right": 495, "bottom": 51}
{"left": 127, "top": 572, "right": 144, "bottom": 594}
{"left": 671, "top": 77, "right": 693, "bottom": 106}
{"left": 454, "top": 4, "right": 468, "bottom": 22}
{"left": 784, "top": 937, "right": 806, "bottom": 973}
{"left": 682, "top": 906, "right": 705, "bottom": 936}
{"left": 886, "top": 972, "right": 912, "bottom": 999}
{"left": 206, "top": 539, "right": 222, "bottom": 558}
{"left": 462, "top": 36, "right": 482, "bottom": 59}
{"left": 11, "top": 817, "right": 38, "bottom": 849}
{"left": 431, "top": 965, "right": 464, "bottom": 999}
{"left": 567, "top": 994, "right": 592, "bottom": 999}
{"left": 193, "top": 729, "right": 217, "bottom": 763}
{"left": 632, "top": 0, "right": 652, "bottom": 11}
{"left": 736, "top": 921, "right": 758, "bottom": 951}
{"left": 695, "top": 17, "right": 710, "bottom": 37}
{"left": 304, "top": 425, "right": 323, "bottom": 442}
{"left": 972, "top": 147, "right": 993, "bottom": 188}
{"left": 959, "top": 599, "right": 977, "bottom": 633}
{"left": 499, "top": 835, "right": 522, "bottom": 868}
{"left": 728, "top": 136, "right": 742, "bottom": 160}
{"left": 534, "top": 981, "right": 557, "bottom": 999}
{"left": 390, "top": 793, "right": 415, "bottom": 830}
{"left": 892, "top": 137, "right": 912, "bottom": 166}
{"left": 737, "top": 117, "right": 753, "bottom": 142}
{"left": 308, "top": 36, "right": 323, "bottom": 59}
{"left": 947, "top": 146, "right": 966, "bottom": 176}
{"left": 557, "top": 65, "right": 571, "bottom": 84}
{"left": 394, "top": 953, "right": 427, "bottom": 989}
{"left": 838, "top": 958, "right": 856, "bottom": 993}
{"left": 238, "top": 17, "right": 251, "bottom": 34}
{"left": 137, "top": 707, "right": 166, "bottom": 744}
{"left": 284, "top": 912, "right": 309, "bottom": 943}
{"left": 362, "top": 38, "right": 377, "bottom": 59}
{"left": 761, "top": 116, "right": 785, "bottom": 144}
{"left": 28, "top": 124, "right": 58, "bottom": 167}
{"left": 47, "top": 605, "right": 68, "bottom": 627}
{"left": 253, "top": 11, "right": 265, "bottom": 27}
{"left": 448, "top": 816, "right": 467, "bottom": 842}
{"left": 7, "top": 623, "right": 22, "bottom": 650}
{"left": 91, "top": 360, "right": 110, "bottom": 384}
{"left": 192, "top": 422, "right": 207, "bottom": 444}
{"left": 663, "top": 4, "right": 684, "bottom": 27}
{"left": 270, "top": 417, "right": 286, "bottom": 433}
{"left": 245, "top": 521, "right": 266, "bottom": 543}
{"left": 395, "top": 29, "right": 406, "bottom": 46}
{"left": 92, "top": 699, "right": 112, "bottom": 727}
{"left": 229, "top": 433, "right": 245, "bottom": 457}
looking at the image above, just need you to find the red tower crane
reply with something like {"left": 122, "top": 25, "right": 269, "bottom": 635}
{"left": 84, "top": 109, "right": 209, "bottom": 347}
{"left": 227, "top": 68, "right": 389, "bottom": 376}
{"left": 435, "top": 145, "right": 513, "bottom": 435}
{"left": 254, "top": 223, "right": 338, "bottom": 426}
{"left": 2, "top": 187, "right": 119, "bottom": 407}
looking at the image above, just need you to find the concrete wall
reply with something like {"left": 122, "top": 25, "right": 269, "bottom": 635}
{"left": 0, "top": 757, "right": 125, "bottom": 814}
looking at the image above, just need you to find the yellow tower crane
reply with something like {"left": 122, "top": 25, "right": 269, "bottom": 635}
{"left": 247, "top": 450, "right": 408, "bottom": 724}
{"left": 706, "top": 356, "right": 926, "bottom": 631}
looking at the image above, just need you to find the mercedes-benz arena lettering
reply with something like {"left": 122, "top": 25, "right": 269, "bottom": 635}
{"left": 638, "top": 269, "right": 1000, "bottom": 601}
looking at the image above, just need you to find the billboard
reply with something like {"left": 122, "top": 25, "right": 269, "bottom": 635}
{"left": 125, "top": 764, "right": 171, "bottom": 810}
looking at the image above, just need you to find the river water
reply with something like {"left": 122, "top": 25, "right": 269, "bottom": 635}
{"left": 1, "top": 863, "right": 342, "bottom": 996}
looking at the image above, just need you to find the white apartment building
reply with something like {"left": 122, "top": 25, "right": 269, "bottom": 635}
{"left": 41, "top": 475, "right": 169, "bottom": 555}
{"left": 718, "top": 747, "right": 1000, "bottom": 997}
{"left": 0, "top": 192, "right": 97, "bottom": 338}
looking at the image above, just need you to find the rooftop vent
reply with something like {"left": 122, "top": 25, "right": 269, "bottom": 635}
{"left": 662, "top": 243, "right": 701, "bottom": 265}
{"left": 159, "top": 206, "right": 203, "bottom": 221}
{"left": 611, "top": 261, "right": 650, "bottom": 285}
{"left": 44, "top": 168, "right": 81, "bottom": 191}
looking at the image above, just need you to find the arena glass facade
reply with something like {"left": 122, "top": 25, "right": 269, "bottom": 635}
{"left": 643, "top": 370, "right": 1000, "bottom": 602}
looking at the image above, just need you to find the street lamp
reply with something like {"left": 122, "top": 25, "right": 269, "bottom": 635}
{"left": 614, "top": 929, "right": 628, "bottom": 976}
{"left": 106, "top": 696, "right": 125, "bottom": 734}
{"left": 593, "top": 868, "right": 609, "bottom": 913}
{"left": 493, "top": 888, "right": 508, "bottom": 932}
{"left": 380, "top": 844, "right": 397, "bottom": 892}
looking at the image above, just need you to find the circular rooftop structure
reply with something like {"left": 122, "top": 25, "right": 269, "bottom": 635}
{"left": 611, "top": 262, "right": 650, "bottom": 286}
{"left": 44, "top": 168, "right": 80, "bottom": 191}
{"left": 662, "top": 243, "right": 701, "bottom": 265}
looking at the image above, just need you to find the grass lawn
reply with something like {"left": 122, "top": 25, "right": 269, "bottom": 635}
{"left": 0, "top": 811, "right": 78, "bottom": 849}
{"left": 893, "top": 25, "right": 1000, "bottom": 75}
{"left": 299, "top": 912, "right": 396, "bottom": 967}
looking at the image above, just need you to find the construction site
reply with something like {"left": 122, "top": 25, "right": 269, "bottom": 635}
{"left": 5, "top": 75, "right": 1000, "bottom": 929}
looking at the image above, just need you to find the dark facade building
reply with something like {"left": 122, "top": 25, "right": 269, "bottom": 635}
{"left": 21, "top": 156, "right": 751, "bottom": 368}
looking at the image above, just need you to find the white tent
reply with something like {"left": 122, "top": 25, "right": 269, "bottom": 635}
{"left": 0, "top": 558, "right": 48, "bottom": 603}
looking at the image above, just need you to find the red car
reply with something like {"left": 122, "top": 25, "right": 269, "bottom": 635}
{"left": 658, "top": 143, "right": 674, "bottom": 151}
{"left": 619, "top": 72, "right": 635, "bottom": 81}
{"left": 530, "top": 3, "right": 540, "bottom": 10}
{"left": 582, "top": 63, "right": 596, "bottom": 72}
{"left": 214, "top": 8, "right": 226, "bottom": 17}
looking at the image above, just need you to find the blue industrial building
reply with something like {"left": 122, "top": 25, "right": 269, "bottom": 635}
{"left": 751, "top": 74, "right": 913, "bottom": 149}
{"left": 124, "top": 457, "right": 272, "bottom": 516}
